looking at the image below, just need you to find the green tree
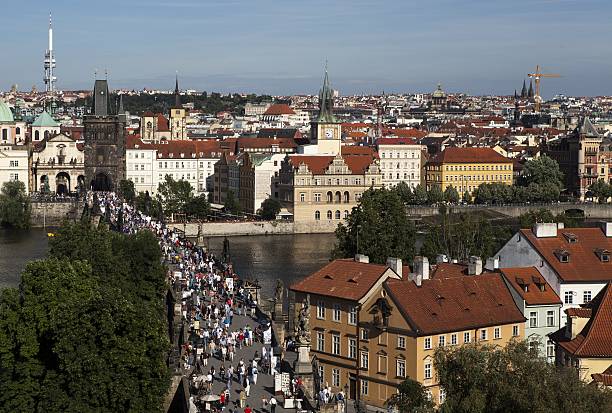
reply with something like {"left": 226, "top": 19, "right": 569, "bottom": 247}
{"left": 413, "top": 184, "right": 429, "bottom": 205}
{"left": 333, "top": 188, "right": 416, "bottom": 264}
{"left": 522, "top": 155, "right": 564, "bottom": 188}
{"left": 588, "top": 179, "right": 612, "bottom": 203}
{"left": 427, "top": 185, "right": 444, "bottom": 204}
{"left": 0, "top": 180, "right": 30, "bottom": 229}
{"left": 156, "top": 175, "right": 193, "bottom": 217}
{"left": 135, "top": 191, "right": 163, "bottom": 219}
{"left": 386, "top": 378, "right": 435, "bottom": 413}
{"left": 184, "top": 194, "right": 211, "bottom": 219}
{"left": 434, "top": 341, "right": 612, "bottom": 413}
{"left": 444, "top": 186, "right": 460, "bottom": 204}
{"left": 462, "top": 191, "right": 472, "bottom": 204}
{"left": 519, "top": 209, "right": 556, "bottom": 228}
{"left": 394, "top": 181, "right": 414, "bottom": 204}
{"left": 118, "top": 179, "right": 136, "bottom": 205}
{"left": 259, "top": 197, "right": 282, "bottom": 220}
{"left": 224, "top": 191, "right": 242, "bottom": 216}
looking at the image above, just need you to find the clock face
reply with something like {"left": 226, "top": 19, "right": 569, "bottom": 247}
{"left": 324, "top": 129, "right": 334, "bottom": 139}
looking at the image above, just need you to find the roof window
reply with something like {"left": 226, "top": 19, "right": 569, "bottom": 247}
{"left": 563, "top": 232, "right": 578, "bottom": 243}
{"left": 532, "top": 276, "right": 546, "bottom": 292}
{"left": 595, "top": 248, "right": 610, "bottom": 262}
{"left": 554, "top": 249, "right": 570, "bottom": 263}
{"left": 516, "top": 277, "right": 529, "bottom": 292}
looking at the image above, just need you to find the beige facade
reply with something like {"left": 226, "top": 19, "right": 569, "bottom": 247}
{"left": 170, "top": 108, "right": 187, "bottom": 140}
{"left": 31, "top": 133, "right": 84, "bottom": 194}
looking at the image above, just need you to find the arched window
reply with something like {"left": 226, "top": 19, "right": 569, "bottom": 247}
{"left": 335, "top": 191, "right": 341, "bottom": 203}
{"left": 326, "top": 191, "right": 333, "bottom": 203}
{"left": 315, "top": 211, "right": 321, "bottom": 220}
{"left": 44, "top": 130, "right": 49, "bottom": 139}
{"left": 16, "top": 127, "right": 20, "bottom": 135}
{"left": 344, "top": 210, "right": 349, "bottom": 219}
{"left": 327, "top": 210, "right": 332, "bottom": 220}
{"left": 335, "top": 210, "right": 341, "bottom": 219}
{"left": 34, "top": 130, "right": 40, "bottom": 140}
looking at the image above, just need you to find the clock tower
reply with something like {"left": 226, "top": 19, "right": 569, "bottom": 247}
{"left": 311, "top": 68, "right": 341, "bottom": 155}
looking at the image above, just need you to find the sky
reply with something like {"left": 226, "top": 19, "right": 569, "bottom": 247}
{"left": 1, "top": 0, "right": 611, "bottom": 96}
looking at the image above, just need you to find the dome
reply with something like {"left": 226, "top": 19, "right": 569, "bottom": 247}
{"left": 32, "top": 110, "right": 59, "bottom": 128}
{"left": 0, "top": 99, "right": 14, "bottom": 123}
{"left": 432, "top": 83, "right": 446, "bottom": 98}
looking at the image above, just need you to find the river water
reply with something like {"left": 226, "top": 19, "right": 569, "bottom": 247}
{"left": 0, "top": 229, "right": 337, "bottom": 295}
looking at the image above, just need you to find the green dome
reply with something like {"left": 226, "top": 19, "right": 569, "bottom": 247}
{"left": 32, "top": 110, "right": 59, "bottom": 127}
{"left": 432, "top": 83, "right": 446, "bottom": 98}
{"left": 0, "top": 99, "right": 14, "bottom": 123}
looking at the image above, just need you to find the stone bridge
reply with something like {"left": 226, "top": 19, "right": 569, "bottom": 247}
{"left": 406, "top": 203, "right": 612, "bottom": 220}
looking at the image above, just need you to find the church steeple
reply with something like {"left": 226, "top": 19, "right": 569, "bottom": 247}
{"left": 528, "top": 79, "right": 534, "bottom": 98}
{"left": 520, "top": 79, "right": 527, "bottom": 98}
{"left": 174, "top": 73, "right": 181, "bottom": 108}
{"left": 317, "top": 64, "right": 336, "bottom": 123}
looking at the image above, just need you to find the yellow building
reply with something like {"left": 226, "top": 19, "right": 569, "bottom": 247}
{"left": 425, "top": 147, "right": 513, "bottom": 198}
{"left": 170, "top": 75, "right": 187, "bottom": 140}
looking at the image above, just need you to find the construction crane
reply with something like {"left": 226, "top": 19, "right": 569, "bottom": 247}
{"left": 528, "top": 65, "right": 560, "bottom": 113}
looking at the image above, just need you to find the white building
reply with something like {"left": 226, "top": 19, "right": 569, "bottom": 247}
{"left": 0, "top": 144, "right": 29, "bottom": 193}
{"left": 376, "top": 137, "right": 424, "bottom": 188}
{"left": 239, "top": 152, "right": 285, "bottom": 214}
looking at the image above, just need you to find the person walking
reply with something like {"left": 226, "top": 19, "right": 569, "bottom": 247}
{"left": 269, "top": 396, "right": 277, "bottom": 413}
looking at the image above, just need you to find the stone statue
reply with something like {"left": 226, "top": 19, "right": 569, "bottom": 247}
{"left": 274, "top": 279, "right": 284, "bottom": 304}
{"left": 294, "top": 296, "right": 311, "bottom": 345}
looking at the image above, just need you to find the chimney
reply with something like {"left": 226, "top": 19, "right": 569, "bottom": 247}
{"left": 600, "top": 222, "right": 612, "bottom": 237}
{"left": 408, "top": 272, "right": 423, "bottom": 287}
{"left": 468, "top": 256, "right": 483, "bottom": 275}
{"left": 386, "top": 257, "right": 402, "bottom": 278}
{"left": 557, "top": 222, "right": 565, "bottom": 229}
{"left": 354, "top": 254, "right": 369, "bottom": 263}
{"left": 413, "top": 256, "right": 430, "bottom": 281}
{"left": 532, "top": 222, "right": 558, "bottom": 238}
{"left": 484, "top": 257, "right": 499, "bottom": 271}
{"left": 436, "top": 254, "right": 448, "bottom": 264}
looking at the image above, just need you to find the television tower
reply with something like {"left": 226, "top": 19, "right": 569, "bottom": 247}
{"left": 43, "top": 13, "right": 57, "bottom": 107}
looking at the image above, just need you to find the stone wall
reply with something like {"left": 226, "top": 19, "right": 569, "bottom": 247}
{"left": 173, "top": 219, "right": 339, "bottom": 237}
{"left": 406, "top": 203, "right": 612, "bottom": 219}
{"left": 30, "top": 201, "right": 80, "bottom": 227}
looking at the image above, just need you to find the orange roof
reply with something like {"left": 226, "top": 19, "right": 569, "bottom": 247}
{"left": 551, "top": 283, "right": 612, "bottom": 358}
{"left": 592, "top": 365, "right": 612, "bottom": 386}
{"left": 566, "top": 307, "right": 593, "bottom": 318}
{"left": 377, "top": 137, "right": 418, "bottom": 146}
{"left": 237, "top": 137, "right": 297, "bottom": 150}
{"left": 521, "top": 228, "right": 612, "bottom": 283}
{"left": 428, "top": 147, "right": 511, "bottom": 164}
{"left": 430, "top": 263, "right": 469, "bottom": 279}
{"left": 263, "top": 103, "right": 295, "bottom": 116}
{"left": 288, "top": 148, "right": 378, "bottom": 175}
{"left": 383, "top": 128, "right": 427, "bottom": 139}
{"left": 385, "top": 273, "right": 525, "bottom": 335}
{"left": 290, "top": 259, "right": 391, "bottom": 301}
{"left": 500, "top": 267, "right": 561, "bottom": 305}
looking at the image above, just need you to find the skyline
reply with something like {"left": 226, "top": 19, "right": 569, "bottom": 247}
{"left": 1, "top": 0, "right": 611, "bottom": 96}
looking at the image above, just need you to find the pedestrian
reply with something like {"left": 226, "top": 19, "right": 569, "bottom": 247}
{"left": 269, "top": 396, "right": 277, "bottom": 413}
{"left": 261, "top": 396, "right": 268, "bottom": 412}
{"left": 239, "top": 390, "right": 246, "bottom": 408}
{"left": 244, "top": 404, "right": 252, "bottom": 413}
{"left": 244, "top": 380, "right": 250, "bottom": 397}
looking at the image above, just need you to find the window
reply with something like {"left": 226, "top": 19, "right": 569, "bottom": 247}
{"left": 344, "top": 210, "right": 349, "bottom": 219}
{"left": 464, "top": 332, "right": 471, "bottom": 343}
{"left": 332, "top": 368, "right": 340, "bottom": 387}
{"left": 360, "top": 351, "right": 369, "bottom": 370}
{"left": 439, "top": 388, "right": 446, "bottom": 404}
{"left": 529, "top": 311, "right": 538, "bottom": 328}
{"left": 9, "top": 173, "right": 19, "bottom": 181}
{"left": 360, "top": 379, "right": 369, "bottom": 396}
{"left": 361, "top": 328, "right": 369, "bottom": 340}
{"left": 397, "top": 359, "right": 406, "bottom": 378}
{"left": 335, "top": 210, "right": 341, "bottom": 219}
{"left": 315, "top": 211, "right": 320, "bottom": 220}
{"left": 314, "top": 193, "right": 321, "bottom": 202}
{"left": 547, "top": 311, "right": 555, "bottom": 327}
{"left": 326, "top": 191, "right": 333, "bottom": 202}
{"left": 397, "top": 335, "right": 406, "bottom": 349}
{"left": 317, "top": 332, "right": 325, "bottom": 352}
{"left": 327, "top": 210, "right": 332, "bottom": 219}
{"left": 348, "top": 307, "right": 357, "bottom": 325}
{"left": 494, "top": 327, "right": 501, "bottom": 340}
{"left": 546, "top": 340, "right": 555, "bottom": 360}
{"left": 378, "top": 354, "right": 387, "bottom": 374}
{"left": 9, "top": 160, "right": 18, "bottom": 167}
{"left": 451, "top": 333, "right": 458, "bottom": 345}
{"left": 513, "top": 325, "right": 520, "bottom": 337}
{"left": 583, "top": 291, "right": 592, "bottom": 303}
{"left": 438, "top": 335, "right": 446, "bottom": 347}
{"left": 317, "top": 301, "right": 325, "bottom": 319}
{"left": 332, "top": 334, "right": 340, "bottom": 355}
{"left": 564, "top": 291, "right": 573, "bottom": 304}
{"left": 348, "top": 338, "right": 357, "bottom": 359}
{"left": 300, "top": 193, "right": 305, "bottom": 202}
{"left": 480, "top": 329, "right": 488, "bottom": 341}
{"left": 332, "top": 304, "right": 341, "bottom": 322}
{"left": 319, "top": 365, "right": 324, "bottom": 383}
{"left": 424, "top": 363, "right": 432, "bottom": 380}
{"left": 424, "top": 337, "right": 432, "bottom": 350}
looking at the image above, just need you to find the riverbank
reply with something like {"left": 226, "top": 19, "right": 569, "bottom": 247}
{"left": 171, "top": 220, "right": 340, "bottom": 237}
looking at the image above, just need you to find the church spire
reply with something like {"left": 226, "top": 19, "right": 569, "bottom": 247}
{"left": 317, "top": 63, "right": 336, "bottom": 123}
{"left": 520, "top": 79, "right": 527, "bottom": 98}
{"left": 528, "top": 79, "right": 534, "bottom": 98}
{"left": 174, "top": 72, "right": 181, "bottom": 108}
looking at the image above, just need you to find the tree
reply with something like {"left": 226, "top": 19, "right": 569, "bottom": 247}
{"left": 184, "top": 194, "right": 211, "bottom": 219}
{"left": 444, "top": 186, "right": 460, "bottom": 204}
{"left": 386, "top": 378, "right": 434, "bottom": 413}
{"left": 589, "top": 180, "right": 612, "bottom": 203}
{"left": 156, "top": 175, "right": 193, "bottom": 217}
{"left": 333, "top": 188, "right": 416, "bottom": 264}
{"left": 522, "top": 155, "right": 564, "bottom": 188}
{"left": 519, "top": 209, "right": 555, "bottom": 228}
{"left": 462, "top": 191, "right": 472, "bottom": 204}
{"left": 118, "top": 179, "right": 136, "bottom": 205}
{"left": 427, "top": 185, "right": 444, "bottom": 204}
{"left": 224, "top": 190, "right": 242, "bottom": 216}
{"left": 394, "top": 181, "right": 414, "bottom": 204}
{"left": 434, "top": 341, "right": 612, "bottom": 413}
{"left": 0, "top": 180, "right": 30, "bottom": 229}
{"left": 135, "top": 191, "right": 163, "bottom": 219}
{"left": 413, "top": 184, "right": 429, "bottom": 205}
{"left": 259, "top": 197, "right": 282, "bottom": 220}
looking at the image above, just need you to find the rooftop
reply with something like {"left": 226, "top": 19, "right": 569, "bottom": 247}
{"left": 428, "top": 147, "right": 511, "bottom": 164}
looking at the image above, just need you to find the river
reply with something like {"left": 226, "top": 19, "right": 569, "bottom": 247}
{"left": 0, "top": 229, "right": 337, "bottom": 295}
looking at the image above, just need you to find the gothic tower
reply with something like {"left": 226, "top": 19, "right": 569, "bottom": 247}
{"left": 310, "top": 66, "right": 341, "bottom": 155}
{"left": 83, "top": 79, "right": 126, "bottom": 191}
{"left": 520, "top": 79, "right": 527, "bottom": 98}
{"left": 170, "top": 74, "right": 187, "bottom": 140}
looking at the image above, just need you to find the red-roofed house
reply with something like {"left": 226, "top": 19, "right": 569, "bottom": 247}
{"left": 140, "top": 112, "right": 171, "bottom": 142}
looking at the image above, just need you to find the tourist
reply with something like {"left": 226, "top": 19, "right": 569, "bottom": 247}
{"left": 269, "top": 396, "right": 277, "bottom": 413}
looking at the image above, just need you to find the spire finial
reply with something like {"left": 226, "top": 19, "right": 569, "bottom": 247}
{"left": 105, "top": 69, "right": 108, "bottom": 80}
{"left": 94, "top": 69, "right": 98, "bottom": 80}
{"left": 49, "top": 12, "right": 52, "bottom": 28}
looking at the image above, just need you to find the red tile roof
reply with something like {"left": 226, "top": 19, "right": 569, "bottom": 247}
{"left": 383, "top": 128, "right": 427, "bottom": 139}
{"left": 385, "top": 273, "right": 525, "bottom": 335}
{"left": 566, "top": 307, "right": 593, "bottom": 318}
{"left": 376, "top": 137, "right": 418, "bottom": 146}
{"left": 126, "top": 136, "right": 224, "bottom": 159}
{"left": 592, "top": 365, "right": 612, "bottom": 386}
{"left": 430, "top": 263, "right": 469, "bottom": 279}
{"left": 237, "top": 137, "right": 297, "bottom": 150}
{"left": 290, "top": 259, "right": 392, "bottom": 301}
{"left": 263, "top": 103, "right": 295, "bottom": 116}
{"left": 288, "top": 148, "right": 378, "bottom": 175}
{"left": 552, "top": 283, "right": 612, "bottom": 358}
{"left": 500, "top": 267, "right": 561, "bottom": 305}
{"left": 428, "top": 147, "right": 511, "bottom": 164}
{"left": 521, "top": 228, "right": 612, "bottom": 282}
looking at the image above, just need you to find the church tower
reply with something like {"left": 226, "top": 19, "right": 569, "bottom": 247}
{"left": 170, "top": 74, "right": 187, "bottom": 140}
{"left": 83, "top": 79, "right": 126, "bottom": 191}
{"left": 310, "top": 67, "right": 341, "bottom": 155}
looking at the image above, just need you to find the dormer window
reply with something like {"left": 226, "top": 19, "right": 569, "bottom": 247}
{"left": 563, "top": 232, "right": 578, "bottom": 243}
{"left": 554, "top": 249, "right": 570, "bottom": 263}
{"left": 595, "top": 248, "right": 610, "bottom": 262}
{"left": 532, "top": 276, "right": 546, "bottom": 292}
{"left": 516, "top": 277, "right": 528, "bottom": 292}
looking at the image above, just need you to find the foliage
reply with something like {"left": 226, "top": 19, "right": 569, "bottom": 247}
{"left": 386, "top": 378, "right": 435, "bottom": 413}
{"left": 412, "top": 184, "right": 429, "bottom": 205}
{"left": 118, "top": 179, "right": 136, "bottom": 205}
{"left": 444, "top": 186, "right": 460, "bottom": 204}
{"left": 420, "top": 210, "right": 511, "bottom": 262}
{"left": 521, "top": 155, "right": 564, "bottom": 189}
{"left": 394, "top": 181, "right": 413, "bottom": 204}
{"left": 462, "top": 191, "right": 472, "bottom": 204}
{"left": 434, "top": 341, "right": 612, "bottom": 413}
{"left": 519, "top": 209, "right": 555, "bottom": 228}
{"left": 135, "top": 191, "right": 163, "bottom": 220}
{"left": 224, "top": 190, "right": 242, "bottom": 216}
{"left": 156, "top": 175, "right": 193, "bottom": 217}
{"left": 0, "top": 223, "right": 170, "bottom": 412}
{"left": 184, "top": 194, "right": 211, "bottom": 219}
{"left": 0, "top": 180, "right": 30, "bottom": 229}
{"left": 427, "top": 185, "right": 444, "bottom": 204}
{"left": 588, "top": 179, "right": 612, "bottom": 203}
{"left": 333, "top": 188, "right": 416, "bottom": 264}
{"left": 259, "top": 197, "right": 282, "bottom": 220}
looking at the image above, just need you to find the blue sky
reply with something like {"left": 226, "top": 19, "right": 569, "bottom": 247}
{"left": 1, "top": 0, "right": 611, "bottom": 96}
